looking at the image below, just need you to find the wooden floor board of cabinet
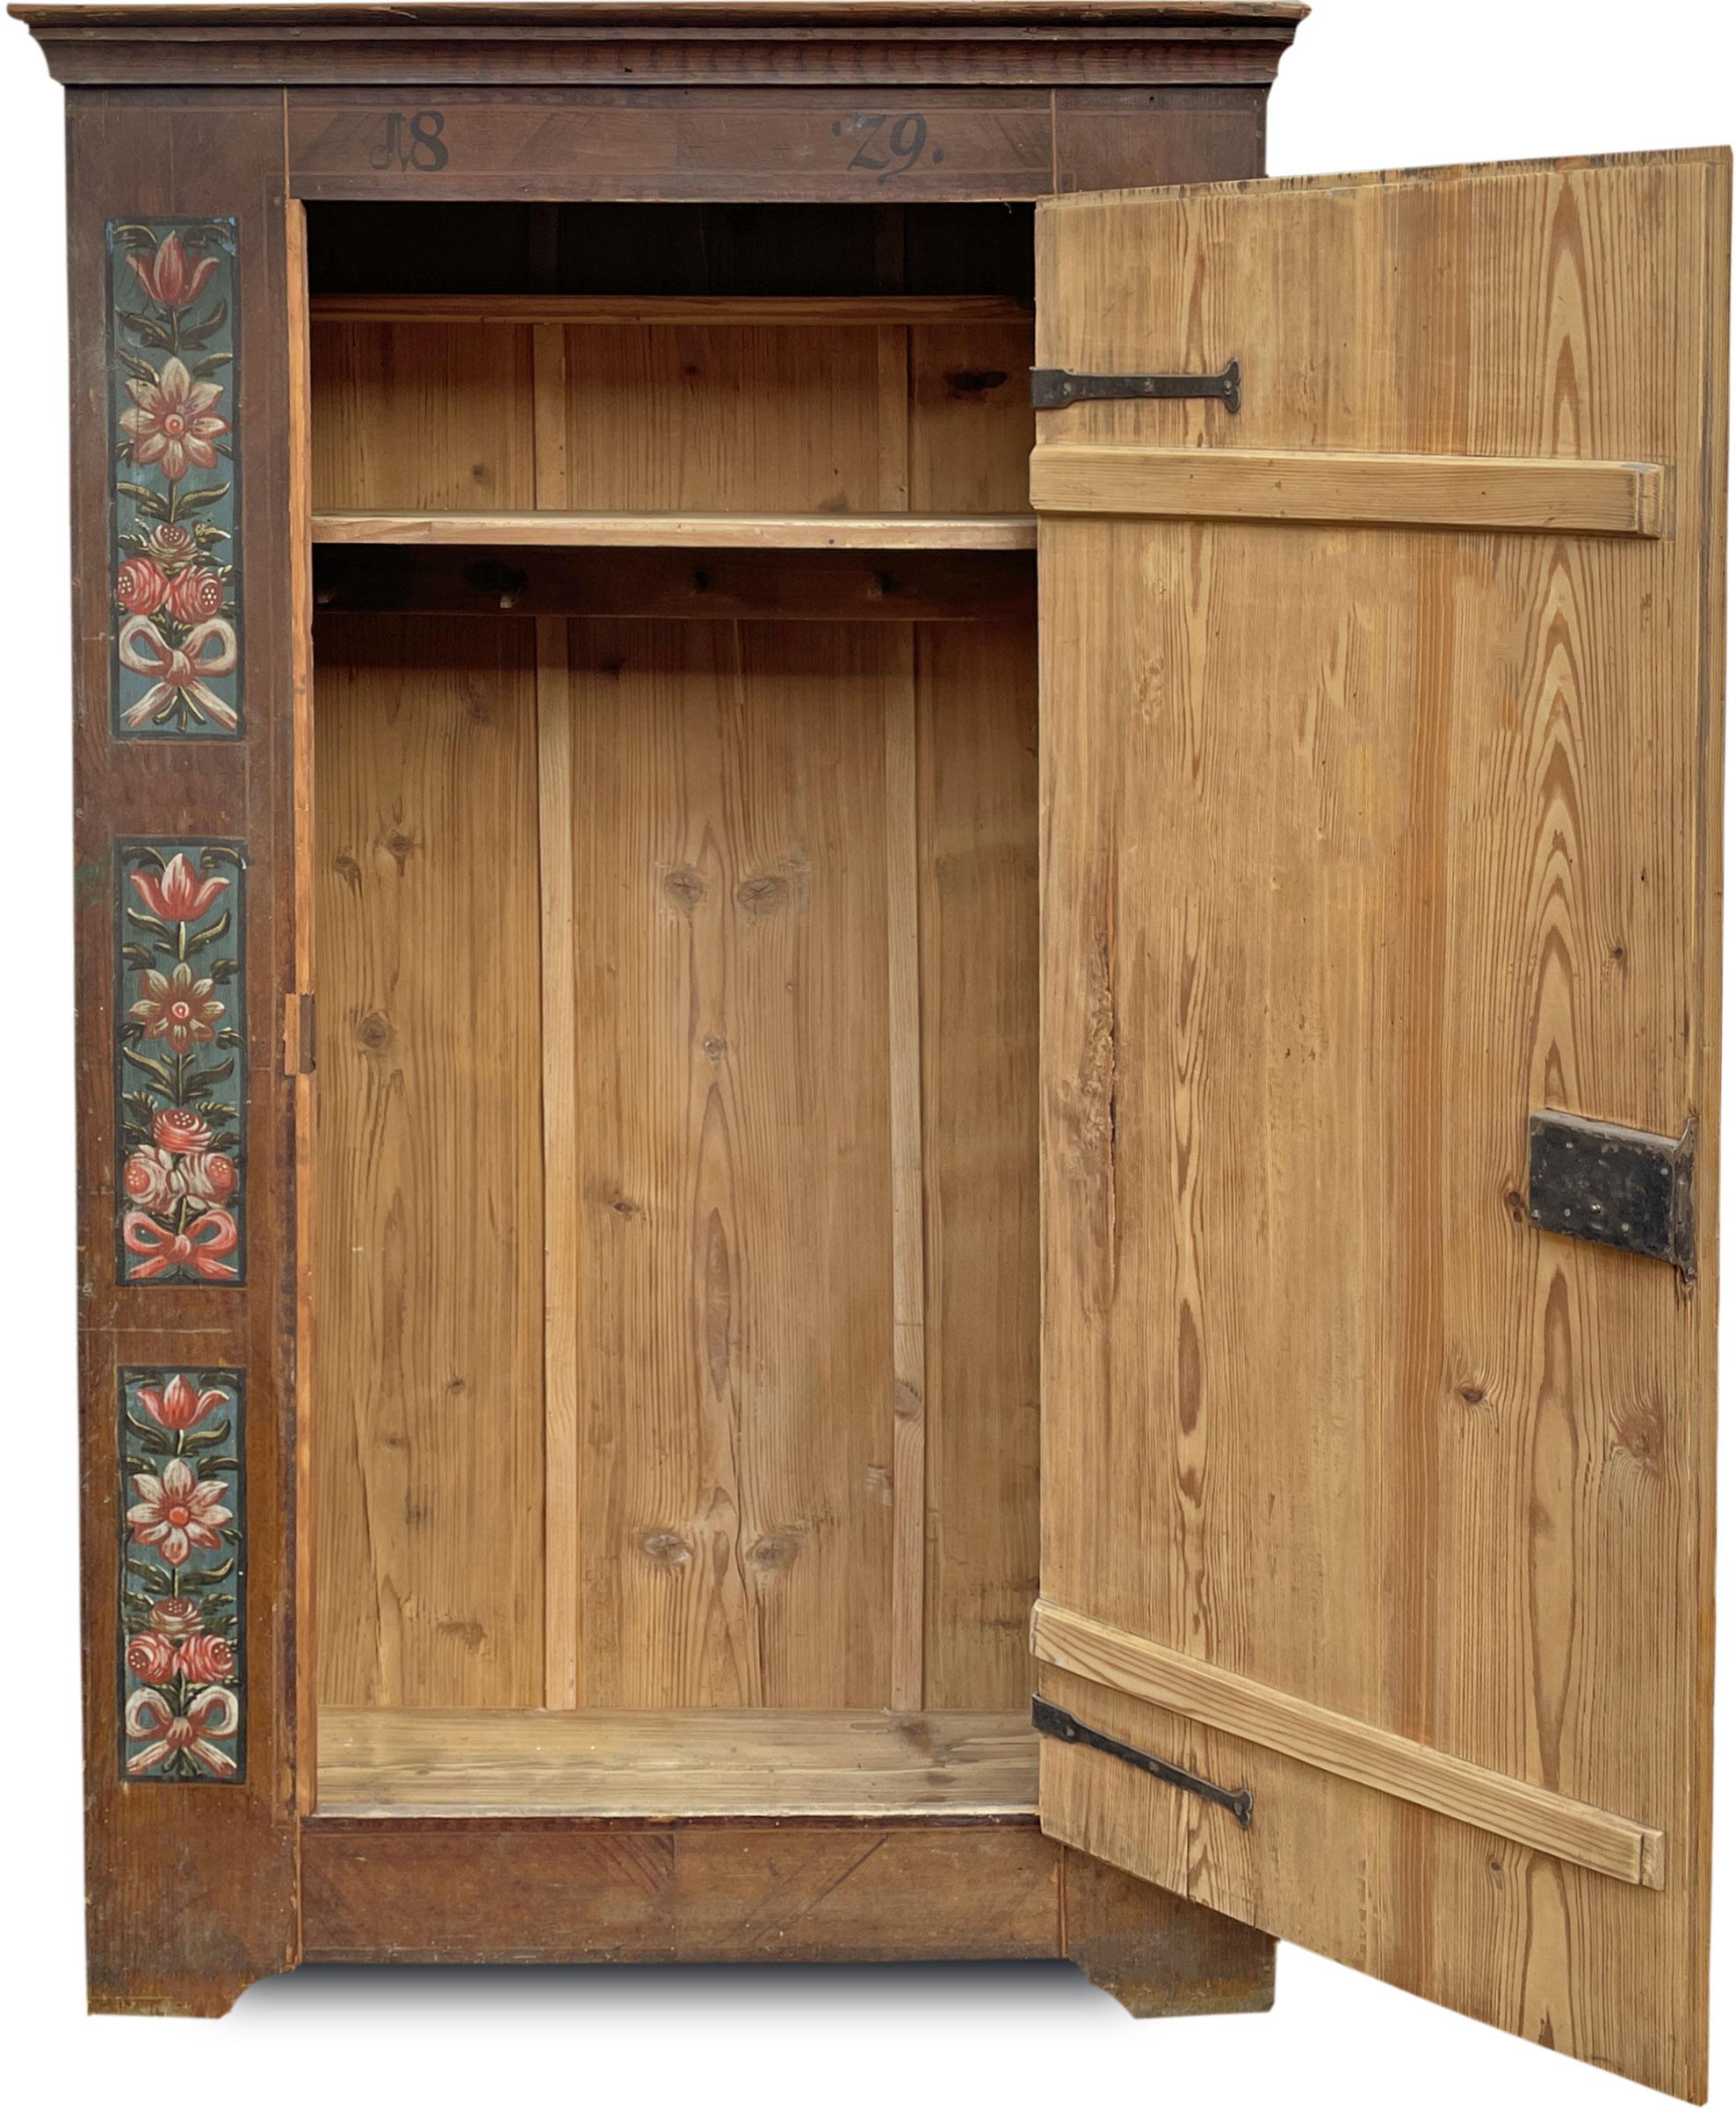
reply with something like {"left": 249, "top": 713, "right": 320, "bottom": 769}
{"left": 15, "top": 4, "right": 1726, "bottom": 2100}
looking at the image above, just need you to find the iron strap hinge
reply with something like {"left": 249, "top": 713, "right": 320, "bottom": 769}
{"left": 1031, "top": 1696, "right": 1254, "bottom": 1828}
{"left": 1030, "top": 359, "right": 1241, "bottom": 413}
{"left": 1526, "top": 1110, "right": 1696, "bottom": 1281}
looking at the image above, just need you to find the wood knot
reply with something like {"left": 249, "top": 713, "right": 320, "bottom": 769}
{"left": 749, "top": 1531, "right": 799, "bottom": 1574}
{"left": 438, "top": 1619, "right": 486, "bottom": 1651}
{"left": 642, "top": 1530, "right": 692, "bottom": 1569}
{"left": 703, "top": 1033, "right": 728, "bottom": 1062}
{"left": 1612, "top": 1398, "right": 1668, "bottom": 1475}
{"left": 735, "top": 872, "right": 789, "bottom": 917}
{"left": 664, "top": 866, "right": 706, "bottom": 915}
{"left": 893, "top": 1379, "right": 923, "bottom": 1422}
{"left": 944, "top": 368, "right": 1008, "bottom": 396}
{"left": 357, "top": 1009, "right": 394, "bottom": 1052}
{"left": 383, "top": 830, "right": 415, "bottom": 873}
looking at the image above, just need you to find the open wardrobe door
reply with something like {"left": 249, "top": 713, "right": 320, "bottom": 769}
{"left": 1031, "top": 149, "right": 1728, "bottom": 2099}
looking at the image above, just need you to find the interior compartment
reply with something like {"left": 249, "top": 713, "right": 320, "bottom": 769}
{"left": 309, "top": 203, "right": 1043, "bottom": 1817}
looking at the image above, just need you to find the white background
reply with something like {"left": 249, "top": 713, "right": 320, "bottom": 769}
{"left": 0, "top": 3, "right": 1729, "bottom": 2104}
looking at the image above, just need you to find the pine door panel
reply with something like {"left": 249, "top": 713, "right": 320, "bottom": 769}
{"left": 1034, "top": 150, "right": 1727, "bottom": 2099}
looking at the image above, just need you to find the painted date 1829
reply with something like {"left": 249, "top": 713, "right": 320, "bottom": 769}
{"left": 368, "top": 109, "right": 449, "bottom": 173}
{"left": 833, "top": 112, "right": 944, "bottom": 179}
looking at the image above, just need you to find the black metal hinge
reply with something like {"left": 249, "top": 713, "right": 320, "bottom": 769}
{"left": 1527, "top": 1110, "right": 1696, "bottom": 1280}
{"left": 1031, "top": 1696, "right": 1253, "bottom": 1828}
{"left": 1030, "top": 359, "right": 1241, "bottom": 413}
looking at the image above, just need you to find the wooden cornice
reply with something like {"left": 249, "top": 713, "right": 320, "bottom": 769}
{"left": 11, "top": 1, "right": 1308, "bottom": 88}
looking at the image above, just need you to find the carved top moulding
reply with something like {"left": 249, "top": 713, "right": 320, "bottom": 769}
{"left": 11, "top": 1, "right": 1310, "bottom": 88}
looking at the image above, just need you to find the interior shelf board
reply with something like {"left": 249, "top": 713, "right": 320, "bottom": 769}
{"left": 309, "top": 293, "right": 1036, "bottom": 328}
{"left": 316, "top": 1707, "right": 1038, "bottom": 1821}
{"left": 313, "top": 510, "right": 1039, "bottom": 552}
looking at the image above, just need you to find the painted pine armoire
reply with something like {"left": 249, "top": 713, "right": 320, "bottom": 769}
{"left": 11, "top": 4, "right": 1729, "bottom": 2099}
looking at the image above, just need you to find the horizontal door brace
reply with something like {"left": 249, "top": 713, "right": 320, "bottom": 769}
{"left": 1028, "top": 445, "right": 1667, "bottom": 538}
{"left": 1031, "top": 1599, "right": 1665, "bottom": 1889}
{"left": 1033, "top": 1696, "right": 1252, "bottom": 1827}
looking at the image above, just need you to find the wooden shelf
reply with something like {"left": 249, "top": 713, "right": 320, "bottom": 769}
{"left": 311, "top": 294, "right": 1035, "bottom": 328}
{"left": 317, "top": 1707, "right": 1038, "bottom": 1820}
{"left": 313, "top": 510, "right": 1038, "bottom": 552}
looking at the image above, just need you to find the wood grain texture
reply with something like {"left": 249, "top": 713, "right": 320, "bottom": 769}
{"left": 1033, "top": 1601, "right": 1665, "bottom": 1888}
{"left": 551, "top": 619, "right": 898, "bottom": 1708}
{"left": 532, "top": 328, "right": 582, "bottom": 1713}
{"left": 909, "top": 323, "right": 1037, "bottom": 515}
{"left": 287, "top": 91, "right": 1064, "bottom": 204}
{"left": 1052, "top": 84, "right": 1269, "bottom": 197}
{"left": 287, "top": 194, "right": 319, "bottom": 1815}
{"left": 1036, "top": 149, "right": 1727, "bottom": 2099}
{"left": 22, "top": 12, "right": 1305, "bottom": 100}
{"left": 67, "top": 88, "right": 305, "bottom": 2018}
{"left": 1030, "top": 443, "right": 1667, "bottom": 536}
{"left": 307, "top": 246, "right": 1052, "bottom": 1720}
{"left": 300, "top": 1807, "right": 1276, "bottom": 2005}
{"left": 300, "top": 1815, "right": 1067, "bottom": 1966}
{"left": 886, "top": 661, "right": 928, "bottom": 1712}
{"left": 1060, "top": 1842, "right": 1275, "bottom": 2016}
{"left": 918, "top": 621, "right": 1042, "bottom": 1711}
{"left": 310, "top": 322, "right": 535, "bottom": 513}
{"left": 538, "top": 620, "right": 582, "bottom": 1709}
{"left": 313, "top": 511, "right": 1038, "bottom": 549}
{"left": 559, "top": 321, "right": 890, "bottom": 511}
{"left": 315, "top": 616, "right": 545, "bottom": 1708}
{"left": 318, "top": 1706, "right": 1035, "bottom": 1816}
{"left": 312, "top": 307, "right": 1034, "bottom": 526}
{"left": 16, "top": 3, "right": 1312, "bottom": 25}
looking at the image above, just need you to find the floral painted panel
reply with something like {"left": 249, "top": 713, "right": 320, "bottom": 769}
{"left": 108, "top": 218, "right": 242, "bottom": 737}
{"left": 117, "top": 841, "right": 246, "bottom": 1285}
{"left": 119, "top": 1370, "right": 245, "bottom": 1781}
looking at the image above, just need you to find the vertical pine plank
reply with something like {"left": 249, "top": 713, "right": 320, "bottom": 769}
{"left": 532, "top": 320, "right": 581, "bottom": 1708}
{"left": 885, "top": 651, "right": 927, "bottom": 1712}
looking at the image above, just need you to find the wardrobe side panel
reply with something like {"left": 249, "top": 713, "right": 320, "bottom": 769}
{"left": 69, "top": 90, "right": 305, "bottom": 2012}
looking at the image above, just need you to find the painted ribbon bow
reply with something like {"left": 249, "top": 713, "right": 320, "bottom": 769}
{"left": 122, "top": 1204, "right": 239, "bottom": 1280}
{"left": 118, "top": 612, "right": 239, "bottom": 730}
{"left": 125, "top": 1683, "right": 239, "bottom": 1778}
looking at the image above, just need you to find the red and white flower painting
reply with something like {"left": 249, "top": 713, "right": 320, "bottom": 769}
{"left": 118, "top": 840, "right": 245, "bottom": 1285}
{"left": 109, "top": 220, "right": 242, "bottom": 738}
{"left": 119, "top": 1371, "right": 245, "bottom": 1783}
{"left": 127, "top": 1455, "right": 235, "bottom": 1565}
{"left": 119, "top": 355, "right": 230, "bottom": 483}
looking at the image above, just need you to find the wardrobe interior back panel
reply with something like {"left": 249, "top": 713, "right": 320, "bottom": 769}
{"left": 315, "top": 615, "right": 546, "bottom": 1709}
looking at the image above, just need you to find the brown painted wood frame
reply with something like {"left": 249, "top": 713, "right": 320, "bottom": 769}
{"left": 25, "top": 0, "right": 1303, "bottom": 2018}
{"left": 67, "top": 86, "right": 307, "bottom": 2015}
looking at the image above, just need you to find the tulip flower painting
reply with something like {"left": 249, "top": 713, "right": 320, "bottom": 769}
{"left": 119, "top": 1370, "right": 245, "bottom": 1781}
{"left": 117, "top": 840, "right": 245, "bottom": 1285}
{"left": 107, "top": 220, "right": 242, "bottom": 737}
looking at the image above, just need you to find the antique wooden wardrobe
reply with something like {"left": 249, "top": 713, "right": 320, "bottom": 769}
{"left": 14, "top": 2, "right": 1727, "bottom": 2098}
